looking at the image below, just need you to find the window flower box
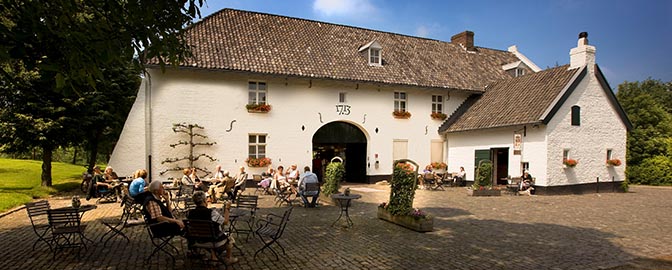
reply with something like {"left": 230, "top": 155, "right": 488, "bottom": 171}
{"left": 606, "top": 159, "right": 622, "bottom": 167}
{"left": 430, "top": 162, "right": 447, "bottom": 173}
{"left": 245, "top": 157, "right": 271, "bottom": 167}
{"left": 392, "top": 110, "right": 411, "bottom": 119}
{"left": 563, "top": 158, "right": 578, "bottom": 168}
{"left": 430, "top": 112, "right": 447, "bottom": 120}
{"left": 246, "top": 103, "right": 272, "bottom": 113}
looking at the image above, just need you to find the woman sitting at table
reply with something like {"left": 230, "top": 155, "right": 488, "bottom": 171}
{"left": 129, "top": 169, "right": 149, "bottom": 203}
{"left": 186, "top": 191, "right": 237, "bottom": 265}
{"left": 273, "top": 165, "right": 297, "bottom": 197}
{"left": 519, "top": 170, "right": 535, "bottom": 195}
{"left": 104, "top": 166, "right": 119, "bottom": 181}
{"left": 208, "top": 170, "right": 233, "bottom": 203}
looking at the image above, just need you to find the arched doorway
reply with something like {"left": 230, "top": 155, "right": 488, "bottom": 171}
{"left": 312, "top": 121, "right": 367, "bottom": 183}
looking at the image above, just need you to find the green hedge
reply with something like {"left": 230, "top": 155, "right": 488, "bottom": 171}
{"left": 388, "top": 160, "right": 418, "bottom": 216}
{"left": 322, "top": 162, "right": 344, "bottom": 196}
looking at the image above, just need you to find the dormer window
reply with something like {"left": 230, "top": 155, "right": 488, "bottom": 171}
{"left": 359, "top": 40, "right": 382, "bottom": 66}
{"left": 369, "top": 48, "right": 381, "bottom": 65}
{"left": 502, "top": 61, "right": 529, "bottom": 77}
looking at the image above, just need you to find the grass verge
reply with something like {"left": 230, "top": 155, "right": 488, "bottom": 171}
{"left": 0, "top": 158, "right": 86, "bottom": 212}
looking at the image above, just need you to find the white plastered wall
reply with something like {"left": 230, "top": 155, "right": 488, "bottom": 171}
{"left": 108, "top": 79, "right": 147, "bottom": 177}
{"left": 446, "top": 125, "right": 547, "bottom": 183}
{"left": 110, "top": 68, "right": 461, "bottom": 181}
{"left": 545, "top": 69, "right": 627, "bottom": 186}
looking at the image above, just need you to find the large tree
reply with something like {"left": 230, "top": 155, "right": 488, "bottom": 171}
{"left": 0, "top": 0, "right": 203, "bottom": 186}
{"left": 617, "top": 79, "right": 672, "bottom": 184}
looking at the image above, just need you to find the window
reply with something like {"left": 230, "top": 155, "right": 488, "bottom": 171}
{"left": 571, "top": 105, "right": 580, "bottom": 126}
{"left": 515, "top": 68, "right": 525, "bottom": 77}
{"left": 521, "top": 162, "right": 529, "bottom": 173}
{"left": 562, "top": 149, "right": 570, "bottom": 161}
{"left": 432, "top": 95, "right": 443, "bottom": 113}
{"left": 393, "top": 140, "right": 408, "bottom": 160}
{"left": 248, "top": 81, "right": 267, "bottom": 105}
{"left": 369, "top": 48, "right": 381, "bottom": 65}
{"left": 430, "top": 140, "right": 443, "bottom": 163}
{"left": 394, "top": 92, "right": 407, "bottom": 112}
{"left": 606, "top": 149, "right": 613, "bottom": 161}
{"left": 339, "top": 92, "right": 347, "bottom": 103}
{"left": 248, "top": 134, "right": 267, "bottom": 159}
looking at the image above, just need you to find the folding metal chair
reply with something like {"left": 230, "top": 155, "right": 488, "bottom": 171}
{"left": 25, "top": 200, "right": 52, "bottom": 251}
{"left": 143, "top": 220, "right": 181, "bottom": 264}
{"left": 99, "top": 195, "right": 144, "bottom": 246}
{"left": 47, "top": 208, "right": 88, "bottom": 259}
{"left": 234, "top": 195, "right": 259, "bottom": 241}
{"left": 254, "top": 207, "right": 293, "bottom": 261}
{"left": 184, "top": 219, "right": 230, "bottom": 267}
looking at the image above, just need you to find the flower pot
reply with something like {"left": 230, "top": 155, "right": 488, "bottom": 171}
{"left": 377, "top": 208, "right": 433, "bottom": 232}
{"left": 466, "top": 188, "right": 501, "bottom": 196}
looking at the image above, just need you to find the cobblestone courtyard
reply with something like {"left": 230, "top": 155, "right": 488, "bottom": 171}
{"left": 1, "top": 184, "right": 671, "bottom": 270}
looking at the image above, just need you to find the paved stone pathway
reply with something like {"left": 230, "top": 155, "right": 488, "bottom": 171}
{"left": 1, "top": 185, "right": 671, "bottom": 269}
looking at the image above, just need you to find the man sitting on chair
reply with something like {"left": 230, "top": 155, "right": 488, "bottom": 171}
{"left": 187, "top": 191, "right": 238, "bottom": 265}
{"left": 142, "top": 180, "right": 184, "bottom": 236}
{"left": 297, "top": 166, "right": 320, "bottom": 208}
{"left": 228, "top": 166, "right": 248, "bottom": 202}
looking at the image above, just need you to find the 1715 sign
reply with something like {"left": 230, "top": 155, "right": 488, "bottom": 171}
{"left": 336, "top": 104, "right": 351, "bottom": 115}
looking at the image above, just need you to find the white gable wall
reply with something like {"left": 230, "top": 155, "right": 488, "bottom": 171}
{"left": 110, "top": 68, "right": 461, "bottom": 180}
{"left": 108, "top": 79, "right": 148, "bottom": 177}
{"left": 545, "top": 70, "right": 626, "bottom": 186}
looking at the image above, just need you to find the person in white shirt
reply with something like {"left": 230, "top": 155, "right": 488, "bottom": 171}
{"left": 228, "top": 166, "right": 248, "bottom": 201}
{"left": 286, "top": 164, "right": 300, "bottom": 184}
{"left": 297, "top": 166, "right": 320, "bottom": 207}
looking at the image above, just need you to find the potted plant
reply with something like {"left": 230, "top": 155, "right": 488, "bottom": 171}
{"left": 245, "top": 157, "right": 272, "bottom": 167}
{"left": 563, "top": 158, "right": 578, "bottom": 168}
{"left": 467, "top": 160, "right": 501, "bottom": 196}
{"left": 377, "top": 159, "right": 433, "bottom": 232}
{"left": 392, "top": 110, "right": 411, "bottom": 119}
{"left": 246, "top": 103, "right": 272, "bottom": 113}
{"left": 430, "top": 112, "right": 447, "bottom": 120}
{"left": 606, "top": 159, "right": 622, "bottom": 167}
{"left": 321, "top": 160, "right": 344, "bottom": 197}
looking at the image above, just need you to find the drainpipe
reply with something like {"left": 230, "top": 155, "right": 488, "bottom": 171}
{"left": 144, "top": 71, "right": 153, "bottom": 182}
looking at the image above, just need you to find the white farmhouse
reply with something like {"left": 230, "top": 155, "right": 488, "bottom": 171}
{"left": 109, "top": 9, "right": 630, "bottom": 194}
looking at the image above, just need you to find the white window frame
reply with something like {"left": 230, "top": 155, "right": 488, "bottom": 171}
{"left": 515, "top": 68, "right": 525, "bottom": 77}
{"left": 562, "top": 149, "right": 570, "bottom": 161}
{"left": 369, "top": 48, "right": 381, "bottom": 66}
{"left": 248, "top": 81, "right": 267, "bottom": 105}
{"left": 248, "top": 134, "right": 267, "bottom": 159}
{"left": 432, "top": 95, "right": 443, "bottom": 113}
{"left": 394, "top": 91, "right": 407, "bottom": 112}
{"left": 606, "top": 149, "right": 613, "bottom": 161}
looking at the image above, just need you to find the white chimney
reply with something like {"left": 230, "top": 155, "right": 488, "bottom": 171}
{"left": 569, "top": 32, "right": 596, "bottom": 71}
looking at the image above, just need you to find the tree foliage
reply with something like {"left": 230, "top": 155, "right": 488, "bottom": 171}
{"left": 617, "top": 79, "right": 672, "bottom": 185}
{"left": 321, "top": 162, "right": 344, "bottom": 197}
{"left": 0, "top": 0, "right": 204, "bottom": 186}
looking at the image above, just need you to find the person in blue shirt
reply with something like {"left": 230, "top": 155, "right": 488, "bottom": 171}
{"left": 298, "top": 166, "right": 320, "bottom": 207}
{"left": 129, "top": 169, "right": 149, "bottom": 202}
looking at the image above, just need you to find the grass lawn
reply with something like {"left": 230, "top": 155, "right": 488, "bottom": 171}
{"left": 0, "top": 158, "right": 85, "bottom": 213}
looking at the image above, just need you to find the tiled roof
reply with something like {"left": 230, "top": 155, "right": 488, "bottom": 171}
{"left": 157, "top": 9, "right": 523, "bottom": 91}
{"left": 439, "top": 65, "right": 581, "bottom": 133}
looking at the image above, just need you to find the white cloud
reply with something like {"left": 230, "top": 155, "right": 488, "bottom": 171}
{"left": 415, "top": 25, "right": 430, "bottom": 38}
{"left": 312, "top": 0, "right": 377, "bottom": 17}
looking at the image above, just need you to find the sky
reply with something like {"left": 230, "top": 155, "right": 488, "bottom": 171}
{"left": 197, "top": 0, "right": 671, "bottom": 89}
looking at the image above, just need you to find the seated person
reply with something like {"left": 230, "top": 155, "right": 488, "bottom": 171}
{"left": 418, "top": 165, "right": 434, "bottom": 188}
{"left": 86, "top": 166, "right": 109, "bottom": 200}
{"left": 285, "top": 164, "right": 300, "bottom": 185}
{"left": 186, "top": 191, "right": 237, "bottom": 265}
{"left": 180, "top": 168, "right": 194, "bottom": 186}
{"left": 297, "top": 166, "right": 320, "bottom": 207}
{"left": 142, "top": 180, "right": 184, "bottom": 237}
{"left": 228, "top": 166, "right": 248, "bottom": 202}
{"left": 258, "top": 167, "right": 274, "bottom": 192}
{"left": 208, "top": 171, "right": 233, "bottom": 203}
{"left": 190, "top": 168, "right": 209, "bottom": 192}
{"left": 453, "top": 166, "right": 466, "bottom": 186}
{"left": 519, "top": 170, "right": 535, "bottom": 195}
{"left": 104, "top": 166, "right": 119, "bottom": 181}
{"left": 129, "top": 169, "right": 149, "bottom": 203}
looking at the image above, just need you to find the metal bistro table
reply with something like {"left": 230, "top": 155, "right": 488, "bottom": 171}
{"left": 213, "top": 207, "right": 247, "bottom": 254}
{"left": 331, "top": 193, "right": 362, "bottom": 228}
{"left": 47, "top": 204, "right": 98, "bottom": 254}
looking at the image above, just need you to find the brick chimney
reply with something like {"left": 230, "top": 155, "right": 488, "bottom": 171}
{"left": 569, "top": 32, "right": 596, "bottom": 71}
{"left": 451, "top": 31, "right": 476, "bottom": 51}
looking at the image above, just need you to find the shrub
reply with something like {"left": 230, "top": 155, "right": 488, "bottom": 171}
{"left": 388, "top": 160, "right": 418, "bottom": 216}
{"left": 474, "top": 160, "right": 492, "bottom": 188}
{"left": 322, "top": 161, "right": 344, "bottom": 196}
{"left": 627, "top": 156, "right": 672, "bottom": 185}
{"left": 563, "top": 159, "right": 578, "bottom": 167}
